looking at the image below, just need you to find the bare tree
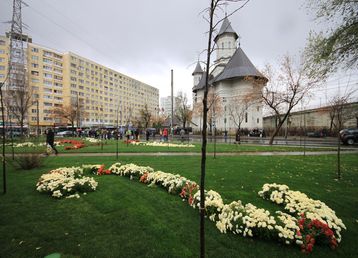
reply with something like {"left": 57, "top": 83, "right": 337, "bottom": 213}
{"left": 5, "top": 83, "right": 33, "bottom": 137}
{"left": 53, "top": 97, "right": 87, "bottom": 131}
{"left": 227, "top": 92, "right": 256, "bottom": 130}
{"left": 328, "top": 91, "right": 357, "bottom": 179}
{"left": 175, "top": 91, "right": 192, "bottom": 128}
{"left": 139, "top": 104, "right": 152, "bottom": 129}
{"left": 199, "top": 1, "right": 250, "bottom": 257}
{"left": 260, "top": 55, "right": 322, "bottom": 145}
{"left": 152, "top": 112, "right": 167, "bottom": 130}
{"left": 194, "top": 89, "right": 223, "bottom": 132}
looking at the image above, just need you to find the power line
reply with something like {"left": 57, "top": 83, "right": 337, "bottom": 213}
{"left": 27, "top": 5, "right": 115, "bottom": 66}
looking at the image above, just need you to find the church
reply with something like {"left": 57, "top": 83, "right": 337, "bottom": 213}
{"left": 191, "top": 17, "right": 268, "bottom": 133}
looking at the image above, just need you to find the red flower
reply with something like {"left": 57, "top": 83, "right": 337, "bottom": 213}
{"left": 306, "top": 243, "right": 313, "bottom": 253}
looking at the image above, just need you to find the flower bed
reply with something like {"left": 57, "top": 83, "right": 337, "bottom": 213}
{"left": 57, "top": 139, "right": 85, "bottom": 150}
{"left": 131, "top": 141, "right": 195, "bottom": 148}
{"left": 36, "top": 166, "right": 98, "bottom": 198}
{"left": 36, "top": 162, "right": 346, "bottom": 253}
{"left": 258, "top": 183, "right": 346, "bottom": 252}
{"left": 7, "top": 142, "right": 47, "bottom": 148}
{"left": 84, "top": 137, "right": 101, "bottom": 144}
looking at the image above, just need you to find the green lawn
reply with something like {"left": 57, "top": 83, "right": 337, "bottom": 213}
{"left": 2, "top": 137, "right": 339, "bottom": 154}
{"left": 0, "top": 154, "right": 357, "bottom": 257}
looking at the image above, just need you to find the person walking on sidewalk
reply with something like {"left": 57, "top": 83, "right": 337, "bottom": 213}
{"left": 46, "top": 128, "right": 58, "bottom": 155}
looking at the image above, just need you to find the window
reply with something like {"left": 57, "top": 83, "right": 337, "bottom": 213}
{"left": 44, "top": 73, "right": 52, "bottom": 78}
{"left": 222, "top": 42, "right": 224, "bottom": 49}
{"left": 31, "top": 47, "right": 39, "bottom": 53}
{"left": 0, "top": 65, "right": 5, "bottom": 70}
{"left": 228, "top": 42, "right": 231, "bottom": 49}
{"left": 54, "top": 61, "right": 62, "bottom": 67}
{"left": 257, "top": 106, "right": 260, "bottom": 112}
{"left": 43, "top": 51, "right": 52, "bottom": 57}
{"left": 0, "top": 49, "right": 5, "bottom": 54}
{"left": 0, "top": 57, "right": 4, "bottom": 62}
{"left": 31, "top": 63, "right": 39, "bottom": 68}
{"left": 31, "top": 71, "right": 39, "bottom": 76}
{"left": 54, "top": 68, "right": 62, "bottom": 73}
{"left": 257, "top": 118, "right": 259, "bottom": 124}
{"left": 245, "top": 113, "right": 248, "bottom": 123}
{"left": 43, "top": 65, "right": 52, "bottom": 71}
{"left": 43, "top": 58, "right": 52, "bottom": 64}
{"left": 31, "top": 79, "right": 39, "bottom": 83}
{"left": 44, "top": 80, "right": 52, "bottom": 86}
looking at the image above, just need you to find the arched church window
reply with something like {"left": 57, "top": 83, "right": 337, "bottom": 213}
{"left": 245, "top": 113, "right": 248, "bottom": 123}
{"left": 222, "top": 42, "right": 224, "bottom": 49}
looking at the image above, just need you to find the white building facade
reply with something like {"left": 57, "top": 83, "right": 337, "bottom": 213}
{"left": 192, "top": 17, "right": 267, "bottom": 133}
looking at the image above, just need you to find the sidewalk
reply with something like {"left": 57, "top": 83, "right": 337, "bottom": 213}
{"left": 52, "top": 150, "right": 358, "bottom": 157}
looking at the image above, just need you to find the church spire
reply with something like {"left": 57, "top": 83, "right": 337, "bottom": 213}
{"left": 192, "top": 61, "right": 204, "bottom": 75}
{"left": 214, "top": 16, "right": 238, "bottom": 43}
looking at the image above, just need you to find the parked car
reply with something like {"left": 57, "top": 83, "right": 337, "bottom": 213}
{"left": 339, "top": 128, "right": 358, "bottom": 145}
{"left": 248, "top": 129, "right": 265, "bottom": 137}
{"left": 307, "top": 129, "right": 327, "bottom": 137}
{"left": 307, "top": 131, "right": 322, "bottom": 138}
{"left": 56, "top": 130, "right": 74, "bottom": 137}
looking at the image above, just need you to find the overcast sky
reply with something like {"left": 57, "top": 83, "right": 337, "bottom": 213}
{"left": 1, "top": 0, "right": 357, "bottom": 108}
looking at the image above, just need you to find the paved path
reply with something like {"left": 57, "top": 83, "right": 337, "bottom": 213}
{"left": 52, "top": 150, "right": 358, "bottom": 157}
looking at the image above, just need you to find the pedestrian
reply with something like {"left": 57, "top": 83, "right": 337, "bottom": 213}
{"left": 135, "top": 128, "right": 139, "bottom": 140}
{"left": 46, "top": 128, "right": 58, "bottom": 155}
{"left": 180, "top": 128, "right": 185, "bottom": 142}
{"left": 146, "top": 129, "right": 150, "bottom": 141}
{"left": 126, "top": 129, "right": 131, "bottom": 142}
{"left": 163, "top": 128, "right": 168, "bottom": 142}
{"left": 235, "top": 129, "right": 241, "bottom": 144}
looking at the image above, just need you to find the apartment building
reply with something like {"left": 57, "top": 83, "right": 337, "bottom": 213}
{"left": 160, "top": 96, "right": 180, "bottom": 116}
{"left": 0, "top": 34, "right": 159, "bottom": 129}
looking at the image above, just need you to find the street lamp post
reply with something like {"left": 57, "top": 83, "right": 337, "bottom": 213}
{"left": 116, "top": 104, "right": 119, "bottom": 160}
{"left": 0, "top": 82, "right": 7, "bottom": 193}
{"left": 224, "top": 105, "right": 227, "bottom": 143}
{"left": 214, "top": 121, "right": 216, "bottom": 159}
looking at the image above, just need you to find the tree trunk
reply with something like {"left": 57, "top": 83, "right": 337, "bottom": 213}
{"left": 269, "top": 119, "right": 285, "bottom": 145}
{"left": 337, "top": 134, "right": 341, "bottom": 179}
{"left": 200, "top": 1, "right": 215, "bottom": 257}
{"left": 0, "top": 85, "right": 7, "bottom": 194}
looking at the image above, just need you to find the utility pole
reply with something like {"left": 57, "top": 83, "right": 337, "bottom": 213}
{"left": 36, "top": 100, "right": 39, "bottom": 138}
{"left": 171, "top": 69, "right": 174, "bottom": 141}
{"left": 0, "top": 82, "right": 7, "bottom": 194}
{"left": 116, "top": 103, "right": 119, "bottom": 160}
{"left": 7, "top": 0, "right": 28, "bottom": 136}
{"left": 2, "top": 0, "right": 27, "bottom": 194}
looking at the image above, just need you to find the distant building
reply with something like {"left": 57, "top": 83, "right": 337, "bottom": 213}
{"left": 263, "top": 102, "right": 358, "bottom": 133}
{"left": 191, "top": 17, "right": 267, "bottom": 132}
{"left": 160, "top": 96, "right": 180, "bottom": 116}
{"left": 0, "top": 33, "right": 159, "bottom": 130}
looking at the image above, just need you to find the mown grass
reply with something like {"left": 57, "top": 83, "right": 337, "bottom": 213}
{"left": 0, "top": 154, "right": 357, "bottom": 257}
{"left": 2, "top": 137, "right": 338, "bottom": 154}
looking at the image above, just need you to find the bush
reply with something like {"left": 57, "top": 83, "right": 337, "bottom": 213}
{"left": 14, "top": 154, "right": 44, "bottom": 170}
